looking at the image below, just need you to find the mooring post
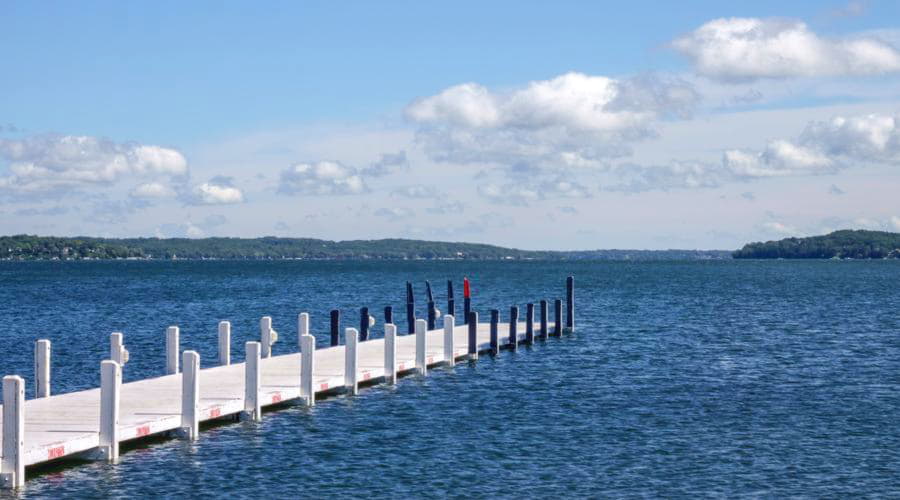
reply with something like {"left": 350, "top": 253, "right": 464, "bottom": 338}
{"left": 110, "top": 332, "right": 128, "bottom": 367}
{"left": 554, "top": 299, "right": 562, "bottom": 337}
{"left": 300, "top": 333, "right": 315, "bottom": 406}
{"left": 525, "top": 303, "right": 535, "bottom": 344}
{"left": 384, "top": 323, "right": 397, "bottom": 384}
{"left": 426, "top": 281, "right": 436, "bottom": 330}
{"left": 35, "top": 339, "right": 51, "bottom": 398}
{"left": 443, "top": 314, "right": 455, "bottom": 366}
{"left": 490, "top": 309, "right": 499, "bottom": 355}
{"left": 180, "top": 351, "right": 200, "bottom": 440}
{"left": 99, "top": 360, "right": 121, "bottom": 463}
{"left": 447, "top": 280, "right": 455, "bottom": 321}
{"left": 384, "top": 306, "right": 393, "bottom": 326}
{"left": 467, "top": 311, "right": 478, "bottom": 359}
{"left": 360, "top": 307, "right": 370, "bottom": 341}
{"left": 345, "top": 327, "right": 359, "bottom": 395}
{"left": 166, "top": 326, "right": 180, "bottom": 374}
{"left": 566, "top": 276, "right": 575, "bottom": 332}
{"left": 509, "top": 306, "right": 519, "bottom": 351}
{"left": 260, "top": 316, "right": 278, "bottom": 358}
{"left": 1, "top": 375, "right": 25, "bottom": 489}
{"left": 406, "top": 282, "right": 416, "bottom": 335}
{"left": 415, "top": 319, "right": 427, "bottom": 375}
{"left": 243, "top": 342, "right": 261, "bottom": 422}
{"left": 218, "top": 321, "right": 231, "bottom": 366}
{"left": 298, "top": 312, "right": 310, "bottom": 350}
{"left": 463, "top": 277, "right": 471, "bottom": 325}
{"left": 540, "top": 300, "right": 548, "bottom": 339}
{"left": 330, "top": 309, "right": 340, "bottom": 347}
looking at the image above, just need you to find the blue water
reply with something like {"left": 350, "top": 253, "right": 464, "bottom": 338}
{"left": 1, "top": 260, "right": 900, "bottom": 497}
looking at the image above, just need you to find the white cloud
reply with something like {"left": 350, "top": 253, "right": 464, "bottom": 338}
{"left": 672, "top": 17, "right": 900, "bottom": 81}
{"left": 0, "top": 134, "right": 187, "bottom": 194}
{"left": 406, "top": 72, "right": 698, "bottom": 172}
{"left": 130, "top": 182, "right": 176, "bottom": 199}
{"left": 477, "top": 177, "right": 590, "bottom": 206}
{"left": 191, "top": 177, "right": 244, "bottom": 205}
{"left": 391, "top": 184, "right": 440, "bottom": 198}
{"left": 278, "top": 160, "right": 367, "bottom": 195}
{"left": 761, "top": 221, "right": 799, "bottom": 235}
{"left": 374, "top": 207, "right": 415, "bottom": 220}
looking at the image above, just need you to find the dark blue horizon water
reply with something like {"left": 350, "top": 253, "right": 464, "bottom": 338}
{"left": 1, "top": 260, "right": 900, "bottom": 497}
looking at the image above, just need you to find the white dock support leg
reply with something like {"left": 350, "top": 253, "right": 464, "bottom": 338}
{"left": 300, "top": 334, "right": 315, "bottom": 406}
{"left": 260, "top": 316, "right": 274, "bottom": 358}
{"left": 110, "top": 332, "right": 128, "bottom": 366}
{"left": 345, "top": 327, "right": 358, "bottom": 395}
{"left": 1, "top": 375, "right": 25, "bottom": 489}
{"left": 415, "top": 319, "right": 427, "bottom": 376}
{"left": 180, "top": 351, "right": 200, "bottom": 440}
{"left": 298, "top": 313, "right": 309, "bottom": 350}
{"left": 166, "top": 326, "right": 180, "bottom": 374}
{"left": 384, "top": 323, "right": 397, "bottom": 384}
{"left": 99, "top": 360, "right": 121, "bottom": 463}
{"left": 35, "top": 339, "right": 51, "bottom": 398}
{"left": 243, "top": 342, "right": 261, "bottom": 421}
{"left": 218, "top": 321, "right": 231, "bottom": 366}
{"left": 443, "top": 315, "right": 455, "bottom": 367}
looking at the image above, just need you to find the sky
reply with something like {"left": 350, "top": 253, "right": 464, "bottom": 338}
{"left": 1, "top": 0, "right": 900, "bottom": 250}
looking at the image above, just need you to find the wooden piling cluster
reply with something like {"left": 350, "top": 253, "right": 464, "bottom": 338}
{"left": 0, "top": 276, "right": 574, "bottom": 489}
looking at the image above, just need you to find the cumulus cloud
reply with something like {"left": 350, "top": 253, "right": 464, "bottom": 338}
{"left": 406, "top": 72, "right": 698, "bottom": 172}
{"left": 0, "top": 134, "right": 187, "bottom": 194}
{"left": 278, "top": 160, "right": 367, "bottom": 195}
{"left": 478, "top": 177, "right": 590, "bottom": 206}
{"left": 359, "top": 151, "right": 409, "bottom": 177}
{"left": 130, "top": 182, "right": 176, "bottom": 199}
{"left": 186, "top": 176, "right": 244, "bottom": 205}
{"left": 672, "top": 17, "right": 900, "bottom": 81}
{"left": 761, "top": 221, "right": 799, "bottom": 236}
{"left": 391, "top": 184, "right": 441, "bottom": 198}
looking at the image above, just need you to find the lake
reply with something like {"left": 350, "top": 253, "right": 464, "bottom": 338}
{"left": 1, "top": 260, "right": 899, "bottom": 497}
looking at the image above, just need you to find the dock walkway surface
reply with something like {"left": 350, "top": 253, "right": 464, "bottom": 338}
{"left": 1, "top": 321, "right": 542, "bottom": 485}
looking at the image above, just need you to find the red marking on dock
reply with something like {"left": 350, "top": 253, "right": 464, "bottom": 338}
{"left": 47, "top": 446, "right": 65, "bottom": 460}
{"left": 135, "top": 425, "right": 151, "bottom": 437}
{"left": 399, "top": 363, "right": 405, "bottom": 371}
{"left": 271, "top": 393, "right": 282, "bottom": 403}
{"left": 428, "top": 356, "right": 434, "bottom": 364}
{"left": 363, "top": 371, "right": 371, "bottom": 380}
{"left": 209, "top": 407, "right": 221, "bottom": 418}
{"left": 320, "top": 383, "right": 329, "bottom": 391}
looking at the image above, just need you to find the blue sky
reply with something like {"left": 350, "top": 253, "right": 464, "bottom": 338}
{"left": 2, "top": 1, "right": 900, "bottom": 249}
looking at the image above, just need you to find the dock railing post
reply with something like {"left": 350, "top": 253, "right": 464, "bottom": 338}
{"left": 330, "top": 310, "right": 340, "bottom": 347}
{"left": 467, "top": 311, "right": 478, "bottom": 360}
{"left": 1, "top": 375, "right": 25, "bottom": 489}
{"left": 490, "top": 309, "right": 499, "bottom": 355}
{"left": 243, "top": 342, "right": 261, "bottom": 422}
{"left": 180, "top": 351, "right": 200, "bottom": 440}
{"left": 554, "top": 299, "right": 562, "bottom": 337}
{"left": 300, "top": 333, "right": 315, "bottom": 406}
{"left": 509, "top": 306, "right": 519, "bottom": 351}
{"left": 166, "top": 326, "right": 180, "bottom": 374}
{"left": 99, "top": 360, "right": 121, "bottom": 463}
{"left": 111, "top": 332, "right": 129, "bottom": 367}
{"left": 218, "top": 321, "right": 231, "bottom": 366}
{"left": 539, "top": 300, "right": 548, "bottom": 340}
{"left": 384, "top": 306, "right": 393, "bottom": 326}
{"left": 447, "top": 280, "right": 455, "bottom": 322}
{"left": 415, "top": 319, "right": 427, "bottom": 376}
{"left": 566, "top": 276, "right": 575, "bottom": 332}
{"left": 525, "top": 303, "right": 534, "bottom": 344}
{"left": 406, "top": 282, "right": 416, "bottom": 335}
{"left": 384, "top": 323, "right": 397, "bottom": 384}
{"left": 260, "top": 316, "right": 278, "bottom": 358}
{"left": 298, "top": 313, "right": 310, "bottom": 349}
{"left": 443, "top": 315, "right": 455, "bottom": 367}
{"left": 35, "top": 339, "right": 51, "bottom": 398}
{"left": 345, "top": 328, "right": 359, "bottom": 395}
{"left": 360, "top": 307, "right": 370, "bottom": 341}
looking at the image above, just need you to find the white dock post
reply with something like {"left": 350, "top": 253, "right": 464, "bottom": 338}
{"left": 35, "top": 339, "right": 51, "bottom": 398}
{"left": 166, "top": 326, "right": 180, "bottom": 374}
{"left": 260, "top": 316, "right": 278, "bottom": 358}
{"left": 243, "top": 342, "right": 261, "bottom": 421}
{"left": 218, "top": 321, "right": 231, "bottom": 366}
{"left": 110, "top": 332, "right": 129, "bottom": 366}
{"left": 1, "top": 375, "right": 25, "bottom": 489}
{"left": 300, "top": 333, "right": 315, "bottom": 406}
{"left": 99, "top": 360, "right": 121, "bottom": 463}
{"left": 443, "top": 315, "right": 455, "bottom": 367}
{"left": 345, "top": 327, "right": 358, "bottom": 395}
{"left": 180, "top": 351, "right": 200, "bottom": 440}
{"left": 384, "top": 323, "right": 397, "bottom": 384}
{"left": 415, "top": 318, "right": 427, "bottom": 376}
{"left": 298, "top": 313, "right": 309, "bottom": 350}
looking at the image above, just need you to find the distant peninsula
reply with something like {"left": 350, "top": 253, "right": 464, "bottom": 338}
{"left": 733, "top": 230, "right": 900, "bottom": 259}
{"left": 0, "top": 235, "right": 731, "bottom": 261}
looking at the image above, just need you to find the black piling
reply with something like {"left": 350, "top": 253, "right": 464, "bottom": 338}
{"left": 360, "top": 307, "right": 370, "bottom": 341}
{"left": 467, "top": 311, "right": 478, "bottom": 358}
{"left": 539, "top": 300, "right": 548, "bottom": 339}
{"left": 490, "top": 309, "right": 499, "bottom": 355}
{"left": 447, "top": 280, "right": 455, "bottom": 321}
{"left": 566, "top": 276, "right": 574, "bottom": 332}
{"left": 384, "top": 306, "right": 393, "bottom": 325}
{"left": 553, "top": 299, "right": 562, "bottom": 337}
{"left": 330, "top": 309, "right": 340, "bottom": 346}
{"left": 463, "top": 278, "right": 471, "bottom": 325}
{"left": 509, "top": 306, "right": 518, "bottom": 351}
{"left": 426, "top": 280, "right": 436, "bottom": 330}
{"left": 525, "top": 303, "right": 534, "bottom": 344}
{"left": 406, "top": 282, "right": 415, "bottom": 335}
